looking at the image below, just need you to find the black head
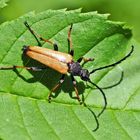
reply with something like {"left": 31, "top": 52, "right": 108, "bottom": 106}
{"left": 68, "top": 62, "right": 90, "bottom": 81}
{"left": 80, "top": 69, "right": 90, "bottom": 81}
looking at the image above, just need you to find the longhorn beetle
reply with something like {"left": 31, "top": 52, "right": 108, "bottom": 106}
{"left": 0, "top": 21, "right": 134, "bottom": 131}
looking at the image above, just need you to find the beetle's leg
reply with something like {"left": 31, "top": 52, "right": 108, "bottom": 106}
{"left": 77, "top": 57, "right": 94, "bottom": 63}
{"left": 24, "top": 21, "right": 58, "bottom": 51}
{"left": 67, "top": 24, "right": 74, "bottom": 56}
{"left": 39, "top": 37, "right": 58, "bottom": 51}
{"left": 77, "top": 57, "right": 94, "bottom": 67}
{"left": 0, "top": 66, "right": 47, "bottom": 71}
{"left": 24, "top": 21, "right": 42, "bottom": 46}
{"left": 48, "top": 74, "right": 65, "bottom": 102}
{"left": 71, "top": 75, "right": 82, "bottom": 104}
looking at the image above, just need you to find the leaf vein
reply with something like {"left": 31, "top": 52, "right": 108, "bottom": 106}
{"left": 113, "top": 111, "right": 133, "bottom": 140}
{"left": 16, "top": 97, "right": 32, "bottom": 140}
{"left": 71, "top": 107, "right": 96, "bottom": 139}
{"left": 123, "top": 86, "right": 140, "bottom": 109}
{"left": 35, "top": 101, "right": 61, "bottom": 140}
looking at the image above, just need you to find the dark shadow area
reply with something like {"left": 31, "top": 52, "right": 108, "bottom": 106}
{"left": 12, "top": 53, "right": 87, "bottom": 101}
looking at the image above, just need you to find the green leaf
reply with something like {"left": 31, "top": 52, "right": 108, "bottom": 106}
{"left": 0, "top": 0, "right": 9, "bottom": 8}
{"left": 0, "top": 9, "right": 138, "bottom": 140}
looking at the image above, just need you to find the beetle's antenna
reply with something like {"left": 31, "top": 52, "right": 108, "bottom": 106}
{"left": 96, "top": 70, "right": 124, "bottom": 89}
{"left": 88, "top": 80, "right": 107, "bottom": 117}
{"left": 84, "top": 105, "right": 99, "bottom": 131}
{"left": 89, "top": 46, "right": 134, "bottom": 74}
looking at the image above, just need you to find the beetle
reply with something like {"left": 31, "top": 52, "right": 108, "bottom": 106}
{"left": 0, "top": 21, "right": 134, "bottom": 131}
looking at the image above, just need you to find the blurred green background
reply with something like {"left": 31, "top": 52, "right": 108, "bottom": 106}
{"left": 0, "top": 0, "right": 139, "bottom": 42}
